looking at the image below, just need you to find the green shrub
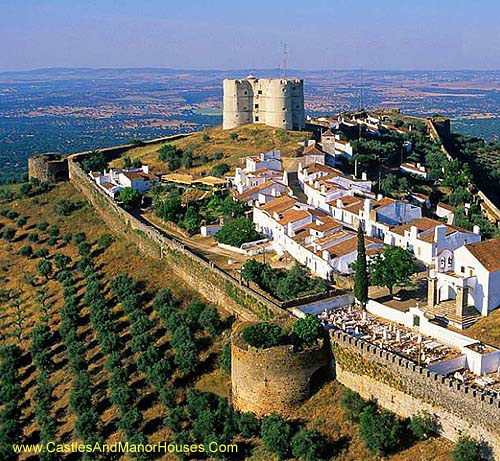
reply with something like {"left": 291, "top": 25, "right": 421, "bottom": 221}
{"left": 16, "top": 217, "right": 27, "bottom": 228}
{"left": 96, "top": 233, "right": 113, "bottom": 249}
{"left": 28, "top": 232, "right": 39, "bottom": 243}
{"left": 359, "top": 405, "right": 403, "bottom": 455}
{"left": 34, "top": 248, "right": 49, "bottom": 259}
{"left": 47, "top": 237, "right": 58, "bottom": 246}
{"left": 1, "top": 226, "right": 16, "bottom": 241}
{"left": 261, "top": 414, "right": 292, "bottom": 460}
{"left": 73, "top": 232, "right": 86, "bottom": 244}
{"left": 291, "top": 427, "right": 324, "bottom": 461}
{"left": 36, "top": 221, "right": 49, "bottom": 232}
{"left": 409, "top": 412, "right": 436, "bottom": 441}
{"left": 452, "top": 436, "right": 481, "bottom": 461}
{"left": 19, "top": 245, "right": 33, "bottom": 258}
{"left": 237, "top": 412, "right": 260, "bottom": 438}
{"left": 339, "top": 389, "right": 368, "bottom": 423}
{"left": 292, "top": 315, "right": 322, "bottom": 345}
{"left": 241, "top": 323, "right": 283, "bottom": 349}
{"left": 219, "top": 343, "right": 231, "bottom": 374}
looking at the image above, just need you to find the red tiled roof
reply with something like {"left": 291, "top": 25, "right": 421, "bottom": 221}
{"left": 258, "top": 195, "right": 296, "bottom": 214}
{"left": 466, "top": 238, "right": 500, "bottom": 272}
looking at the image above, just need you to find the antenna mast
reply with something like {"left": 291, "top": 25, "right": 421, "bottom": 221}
{"left": 283, "top": 43, "right": 288, "bottom": 79}
{"left": 359, "top": 68, "right": 364, "bottom": 110}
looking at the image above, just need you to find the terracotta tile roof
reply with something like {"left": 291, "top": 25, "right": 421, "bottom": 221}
{"left": 390, "top": 217, "right": 471, "bottom": 241}
{"left": 278, "top": 209, "right": 311, "bottom": 226}
{"left": 258, "top": 195, "right": 296, "bottom": 214}
{"left": 305, "top": 216, "right": 342, "bottom": 233}
{"left": 235, "top": 181, "right": 278, "bottom": 201}
{"left": 390, "top": 217, "right": 443, "bottom": 236}
{"left": 304, "top": 144, "right": 325, "bottom": 156}
{"left": 327, "top": 195, "right": 362, "bottom": 208}
{"left": 437, "top": 202, "right": 454, "bottom": 211}
{"left": 302, "top": 163, "right": 338, "bottom": 175}
{"left": 123, "top": 171, "right": 158, "bottom": 181}
{"left": 101, "top": 182, "right": 116, "bottom": 190}
{"left": 401, "top": 162, "right": 426, "bottom": 173}
{"left": 323, "top": 236, "right": 358, "bottom": 257}
{"left": 372, "top": 197, "right": 396, "bottom": 209}
{"left": 465, "top": 238, "right": 500, "bottom": 272}
{"left": 315, "top": 230, "right": 353, "bottom": 247}
{"left": 366, "top": 247, "right": 384, "bottom": 257}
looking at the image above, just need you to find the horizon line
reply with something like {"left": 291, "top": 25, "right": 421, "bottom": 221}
{"left": 2, "top": 66, "right": 500, "bottom": 74}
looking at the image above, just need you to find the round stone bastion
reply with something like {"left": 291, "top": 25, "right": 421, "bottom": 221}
{"left": 231, "top": 321, "right": 330, "bottom": 417}
{"left": 28, "top": 152, "right": 68, "bottom": 182}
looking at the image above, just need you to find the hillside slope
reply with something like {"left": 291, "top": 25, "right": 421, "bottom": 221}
{"left": 0, "top": 181, "right": 453, "bottom": 460}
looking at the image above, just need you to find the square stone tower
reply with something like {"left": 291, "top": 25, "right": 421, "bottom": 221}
{"left": 223, "top": 75, "right": 305, "bottom": 131}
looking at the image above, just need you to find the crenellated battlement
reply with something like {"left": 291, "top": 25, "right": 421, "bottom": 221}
{"left": 330, "top": 328, "right": 500, "bottom": 459}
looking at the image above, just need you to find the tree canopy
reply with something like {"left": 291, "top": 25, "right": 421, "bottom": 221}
{"left": 214, "top": 218, "right": 260, "bottom": 247}
{"left": 370, "top": 246, "right": 416, "bottom": 296}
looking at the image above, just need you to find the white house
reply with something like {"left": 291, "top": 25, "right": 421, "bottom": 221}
{"left": 201, "top": 224, "right": 223, "bottom": 237}
{"left": 385, "top": 217, "right": 481, "bottom": 266}
{"left": 233, "top": 180, "right": 288, "bottom": 206}
{"left": 303, "top": 143, "right": 326, "bottom": 165}
{"left": 90, "top": 165, "right": 159, "bottom": 196}
{"left": 400, "top": 162, "right": 428, "bottom": 179}
{"left": 298, "top": 163, "right": 372, "bottom": 214}
{"left": 253, "top": 195, "right": 384, "bottom": 279}
{"left": 320, "top": 129, "right": 353, "bottom": 164}
{"left": 245, "top": 149, "right": 282, "bottom": 172}
{"left": 429, "top": 237, "right": 500, "bottom": 317}
{"left": 232, "top": 150, "right": 284, "bottom": 194}
{"left": 436, "top": 202, "right": 454, "bottom": 221}
{"left": 118, "top": 166, "right": 159, "bottom": 193}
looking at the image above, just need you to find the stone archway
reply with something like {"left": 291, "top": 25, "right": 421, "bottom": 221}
{"left": 438, "top": 283, "right": 456, "bottom": 303}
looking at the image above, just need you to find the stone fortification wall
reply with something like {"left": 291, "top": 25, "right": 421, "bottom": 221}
{"left": 28, "top": 153, "right": 68, "bottom": 182}
{"left": 68, "top": 159, "right": 285, "bottom": 321}
{"left": 428, "top": 117, "right": 500, "bottom": 225}
{"left": 330, "top": 329, "right": 500, "bottom": 459}
{"left": 231, "top": 321, "right": 330, "bottom": 416}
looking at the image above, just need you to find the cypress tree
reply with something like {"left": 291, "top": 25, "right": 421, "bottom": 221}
{"left": 354, "top": 224, "right": 369, "bottom": 306}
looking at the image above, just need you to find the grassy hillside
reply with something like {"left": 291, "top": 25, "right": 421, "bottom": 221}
{"left": 0, "top": 181, "right": 454, "bottom": 460}
{"left": 108, "top": 124, "right": 311, "bottom": 175}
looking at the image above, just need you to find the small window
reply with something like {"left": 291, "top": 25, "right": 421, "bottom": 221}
{"left": 254, "top": 104, "right": 259, "bottom": 109}
{"left": 282, "top": 107, "right": 286, "bottom": 110}
{"left": 461, "top": 266, "right": 465, "bottom": 273}
{"left": 255, "top": 116, "right": 259, "bottom": 122}
{"left": 258, "top": 90, "right": 262, "bottom": 95}
{"left": 283, "top": 120, "right": 286, "bottom": 122}
{"left": 244, "top": 91, "right": 247, "bottom": 95}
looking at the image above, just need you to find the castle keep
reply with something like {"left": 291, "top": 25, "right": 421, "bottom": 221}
{"left": 223, "top": 76, "right": 305, "bottom": 131}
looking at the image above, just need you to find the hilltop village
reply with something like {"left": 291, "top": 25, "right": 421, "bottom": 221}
{"left": 22, "top": 75, "right": 500, "bottom": 460}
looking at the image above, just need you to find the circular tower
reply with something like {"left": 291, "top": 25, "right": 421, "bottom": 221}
{"left": 231, "top": 321, "right": 330, "bottom": 417}
{"left": 28, "top": 153, "right": 68, "bottom": 182}
{"left": 223, "top": 79, "right": 254, "bottom": 130}
{"left": 262, "top": 79, "right": 291, "bottom": 130}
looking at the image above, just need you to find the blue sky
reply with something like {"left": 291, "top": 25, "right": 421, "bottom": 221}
{"left": 1, "top": 0, "right": 499, "bottom": 71}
